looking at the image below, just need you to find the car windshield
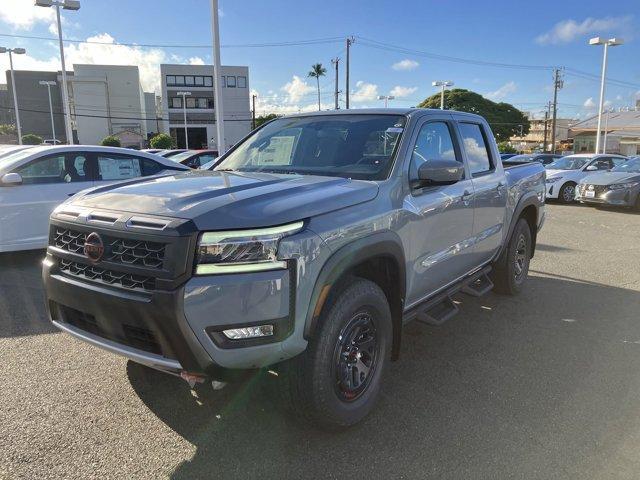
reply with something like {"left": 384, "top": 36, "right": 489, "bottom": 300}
{"left": 169, "top": 151, "right": 196, "bottom": 162}
{"left": 547, "top": 156, "right": 590, "bottom": 170}
{"left": 214, "top": 114, "right": 406, "bottom": 180}
{"left": 0, "top": 148, "right": 36, "bottom": 165}
{"left": 507, "top": 154, "right": 534, "bottom": 162}
{"left": 611, "top": 157, "right": 640, "bottom": 173}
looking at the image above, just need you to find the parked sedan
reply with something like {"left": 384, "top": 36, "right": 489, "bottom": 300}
{"left": 576, "top": 156, "right": 640, "bottom": 210}
{"left": 545, "top": 154, "right": 627, "bottom": 203}
{"left": 165, "top": 149, "right": 218, "bottom": 169}
{"left": 0, "top": 145, "right": 189, "bottom": 252}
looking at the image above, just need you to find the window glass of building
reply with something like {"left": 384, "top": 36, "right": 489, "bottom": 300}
{"left": 237, "top": 76, "right": 247, "bottom": 88}
{"left": 226, "top": 76, "right": 236, "bottom": 88}
{"left": 166, "top": 75, "right": 176, "bottom": 85}
{"left": 175, "top": 75, "right": 184, "bottom": 85}
{"left": 171, "top": 97, "right": 182, "bottom": 109}
{"left": 186, "top": 97, "right": 196, "bottom": 109}
{"left": 185, "top": 76, "right": 194, "bottom": 86}
{"left": 195, "top": 76, "right": 204, "bottom": 86}
{"left": 204, "top": 76, "right": 213, "bottom": 87}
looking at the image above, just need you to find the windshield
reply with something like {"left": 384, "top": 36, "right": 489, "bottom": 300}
{"left": 547, "top": 156, "right": 590, "bottom": 170}
{"left": 214, "top": 114, "right": 406, "bottom": 180}
{"left": 612, "top": 157, "right": 640, "bottom": 173}
{"left": 0, "top": 148, "right": 37, "bottom": 165}
{"left": 506, "top": 155, "right": 534, "bottom": 162}
{"left": 169, "top": 151, "right": 196, "bottom": 162}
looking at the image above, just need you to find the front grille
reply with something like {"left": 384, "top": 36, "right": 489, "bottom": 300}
{"left": 59, "top": 259, "right": 156, "bottom": 291}
{"left": 53, "top": 227, "right": 166, "bottom": 269}
{"left": 59, "top": 305, "right": 163, "bottom": 356}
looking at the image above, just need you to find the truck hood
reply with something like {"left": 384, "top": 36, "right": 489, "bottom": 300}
{"left": 69, "top": 170, "right": 379, "bottom": 230}
{"left": 580, "top": 171, "right": 640, "bottom": 186}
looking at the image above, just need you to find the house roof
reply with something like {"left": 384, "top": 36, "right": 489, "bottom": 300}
{"left": 570, "top": 110, "right": 640, "bottom": 133}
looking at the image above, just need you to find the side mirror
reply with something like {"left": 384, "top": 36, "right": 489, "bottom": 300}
{"left": 585, "top": 165, "right": 598, "bottom": 171}
{"left": 415, "top": 159, "right": 464, "bottom": 187}
{"left": 1, "top": 172, "right": 22, "bottom": 186}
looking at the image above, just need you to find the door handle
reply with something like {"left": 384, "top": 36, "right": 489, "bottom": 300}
{"left": 461, "top": 190, "right": 473, "bottom": 204}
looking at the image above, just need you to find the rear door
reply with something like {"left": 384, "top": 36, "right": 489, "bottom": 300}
{"left": 455, "top": 120, "right": 508, "bottom": 265}
{"left": 403, "top": 116, "right": 476, "bottom": 305}
{"left": 1, "top": 152, "right": 93, "bottom": 249}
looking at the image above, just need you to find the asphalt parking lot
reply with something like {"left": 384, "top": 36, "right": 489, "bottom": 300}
{"left": 1, "top": 203, "right": 640, "bottom": 480}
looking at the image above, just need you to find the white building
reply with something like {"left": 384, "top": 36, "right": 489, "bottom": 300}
{"left": 71, "top": 64, "right": 149, "bottom": 148}
{"left": 160, "top": 64, "right": 251, "bottom": 150}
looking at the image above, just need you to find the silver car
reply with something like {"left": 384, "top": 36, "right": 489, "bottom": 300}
{"left": 576, "top": 156, "right": 640, "bottom": 210}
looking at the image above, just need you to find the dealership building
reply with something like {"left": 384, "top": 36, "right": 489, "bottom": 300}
{"left": 159, "top": 63, "right": 251, "bottom": 150}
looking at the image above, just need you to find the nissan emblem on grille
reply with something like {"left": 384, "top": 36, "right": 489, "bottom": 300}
{"left": 84, "top": 232, "right": 105, "bottom": 262}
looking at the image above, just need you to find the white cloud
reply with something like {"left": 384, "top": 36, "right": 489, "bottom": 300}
{"left": 390, "top": 86, "right": 418, "bottom": 98}
{"left": 535, "top": 16, "right": 633, "bottom": 45}
{"left": 0, "top": 0, "right": 55, "bottom": 29}
{"left": 604, "top": 99, "right": 613, "bottom": 109}
{"left": 352, "top": 80, "right": 378, "bottom": 102}
{"left": 484, "top": 81, "right": 517, "bottom": 101}
{"left": 281, "top": 75, "right": 315, "bottom": 103}
{"left": 583, "top": 97, "right": 596, "bottom": 108}
{"left": 188, "top": 57, "right": 205, "bottom": 65}
{"left": 391, "top": 59, "right": 419, "bottom": 71}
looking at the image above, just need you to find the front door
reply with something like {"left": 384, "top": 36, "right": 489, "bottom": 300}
{"left": 0, "top": 152, "right": 94, "bottom": 250}
{"left": 403, "top": 118, "right": 476, "bottom": 307}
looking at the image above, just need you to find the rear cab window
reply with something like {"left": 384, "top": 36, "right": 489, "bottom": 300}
{"left": 458, "top": 122, "right": 494, "bottom": 176}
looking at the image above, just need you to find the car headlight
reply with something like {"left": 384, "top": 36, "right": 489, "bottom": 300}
{"left": 609, "top": 181, "right": 639, "bottom": 190}
{"left": 195, "top": 221, "right": 304, "bottom": 275}
{"left": 546, "top": 177, "right": 562, "bottom": 184}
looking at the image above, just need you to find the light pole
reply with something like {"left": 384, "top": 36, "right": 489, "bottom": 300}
{"left": 589, "top": 37, "right": 623, "bottom": 154}
{"left": 210, "top": 0, "right": 226, "bottom": 155}
{"left": 35, "top": 0, "right": 80, "bottom": 145}
{"left": 377, "top": 95, "right": 395, "bottom": 108}
{"left": 39, "top": 80, "right": 57, "bottom": 143}
{"left": 177, "top": 91, "right": 191, "bottom": 149}
{"left": 0, "top": 47, "right": 26, "bottom": 144}
{"left": 432, "top": 80, "right": 454, "bottom": 109}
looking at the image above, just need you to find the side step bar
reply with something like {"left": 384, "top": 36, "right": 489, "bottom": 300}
{"left": 405, "top": 266, "right": 493, "bottom": 327}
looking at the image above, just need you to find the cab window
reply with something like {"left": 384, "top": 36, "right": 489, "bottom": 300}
{"left": 458, "top": 123, "right": 494, "bottom": 176}
{"left": 409, "top": 121, "right": 458, "bottom": 181}
{"left": 15, "top": 154, "right": 90, "bottom": 184}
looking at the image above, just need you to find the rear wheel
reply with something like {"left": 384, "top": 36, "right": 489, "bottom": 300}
{"left": 558, "top": 182, "right": 576, "bottom": 203}
{"left": 280, "top": 278, "right": 391, "bottom": 430}
{"left": 491, "top": 218, "right": 532, "bottom": 295}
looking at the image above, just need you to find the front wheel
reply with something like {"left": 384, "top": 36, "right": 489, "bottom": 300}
{"left": 558, "top": 182, "right": 576, "bottom": 203}
{"left": 280, "top": 277, "right": 391, "bottom": 430}
{"left": 491, "top": 218, "right": 532, "bottom": 295}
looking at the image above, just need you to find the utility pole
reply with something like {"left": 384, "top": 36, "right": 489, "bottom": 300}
{"left": 251, "top": 94, "right": 257, "bottom": 129}
{"left": 331, "top": 57, "right": 340, "bottom": 110}
{"left": 550, "top": 68, "right": 563, "bottom": 154}
{"left": 345, "top": 36, "right": 355, "bottom": 109}
{"left": 542, "top": 102, "right": 551, "bottom": 152}
{"left": 210, "top": 0, "right": 226, "bottom": 155}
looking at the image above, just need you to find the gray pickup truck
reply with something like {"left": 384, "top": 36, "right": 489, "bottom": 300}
{"left": 43, "top": 109, "right": 545, "bottom": 429}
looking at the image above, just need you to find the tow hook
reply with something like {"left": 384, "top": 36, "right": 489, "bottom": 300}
{"left": 180, "top": 371, "right": 206, "bottom": 388}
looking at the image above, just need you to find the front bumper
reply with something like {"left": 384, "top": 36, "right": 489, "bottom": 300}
{"left": 575, "top": 185, "right": 638, "bottom": 207}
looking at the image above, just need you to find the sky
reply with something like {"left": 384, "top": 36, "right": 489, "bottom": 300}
{"left": 1, "top": 0, "right": 639, "bottom": 120}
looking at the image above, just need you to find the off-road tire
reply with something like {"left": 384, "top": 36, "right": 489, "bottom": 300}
{"left": 491, "top": 218, "right": 532, "bottom": 295}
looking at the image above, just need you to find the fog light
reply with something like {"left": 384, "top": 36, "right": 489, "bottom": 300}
{"left": 222, "top": 325, "right": 274, "bottom": 339}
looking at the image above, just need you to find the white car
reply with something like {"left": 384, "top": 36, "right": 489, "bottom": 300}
{"left": 0, "top": 145, "right": 189, "bottom": 252}
{"left": 545, "top": 154, "right": 627, "bottom": 203}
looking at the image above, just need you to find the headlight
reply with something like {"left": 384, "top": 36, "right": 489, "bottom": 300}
{"left": 546, "top": 177, "right": 562, "bottom": 184}
{"left": 609, "top": 181, "right": 639, "bottom": 190}
{"left": 195, "top": 221, "right": 304, "bottom": 275}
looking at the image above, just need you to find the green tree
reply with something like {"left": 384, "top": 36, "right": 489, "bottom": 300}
{"left": 101, "top": 135, "right": 121, "bottom": 147}
{"left": 418, "top": 89, "right": 530, "bottom": 142}
{"left": 0, "top": 124, "right": 17, "bottom": 136}
{"left": 307, "top": 63, "right": 327, "bottom": 111}
{"left": 21, "top": 133, "right": 43, "bottom": 145}
{"left": 149, "top": 133, "right": 175, "bottom": 149}
{"left": 498, "top": 141, "right": 517, "bottom": 153}
{"left": 255, "top": 113, "right": 279, "bottom": 128}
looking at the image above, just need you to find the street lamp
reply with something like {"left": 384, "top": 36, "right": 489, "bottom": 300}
{"left": 432, "top": 80, "right": 454, "bottom": 109}
{"left": 377, "top": 95, "right": 395, "bottom": 108}
{"left": 589, "top": 36, "right": 623, "bottom": 154}
{"left": 35, "top": 0, "right": 80, "bottom": 145}
{"left": 210, "top": 0, "right": 226, "bottom": 155}
{"left": 0, "top": 47, "right": 26, "bottom": 144}
{"left": 39, "top": 80, "right": 57, "bottom": 143}
{"left": 176, "top": 91, "right": 192, "bottom": 149}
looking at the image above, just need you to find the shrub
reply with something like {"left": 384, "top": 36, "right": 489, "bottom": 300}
{"left": 22, "top": 134, "right": 43, "bottom": 145}
{"left": 101, "top": 135, "right": 121, "bottom": 147}
{"left": 149, "top": 133, "right": 174, "bottom": 149}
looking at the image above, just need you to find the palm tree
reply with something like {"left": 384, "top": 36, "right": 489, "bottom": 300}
{"left": 308, "top": 63, "right": 327, "bottom": 111}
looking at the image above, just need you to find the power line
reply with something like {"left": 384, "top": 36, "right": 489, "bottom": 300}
{"left": 0, "top": 33, "right": 344, "bottom": 49}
